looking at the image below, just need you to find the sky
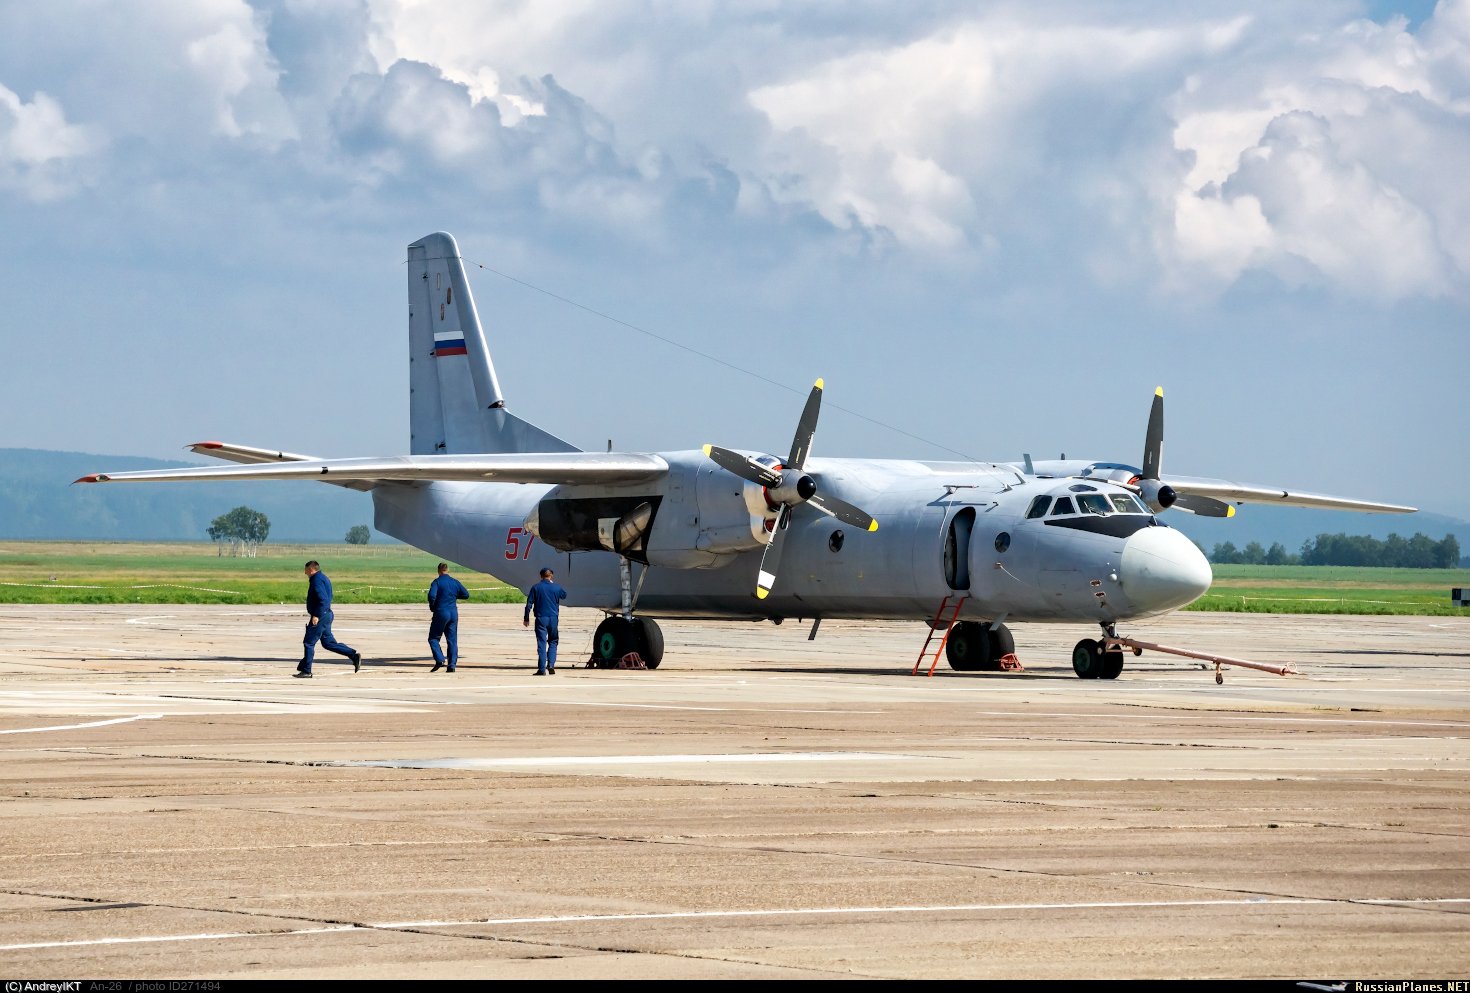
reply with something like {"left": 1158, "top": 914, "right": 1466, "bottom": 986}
{"left": 1, "top": 1, "right": 1466, "bottom": 518}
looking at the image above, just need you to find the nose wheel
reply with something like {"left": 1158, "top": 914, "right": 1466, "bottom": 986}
{"left": 1072, "top": 636, "right": 1124, "bottom": 679}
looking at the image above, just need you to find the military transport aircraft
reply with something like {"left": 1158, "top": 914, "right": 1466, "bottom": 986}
{"left": 77, "top": 232, "right": 1415, "bottom": 679}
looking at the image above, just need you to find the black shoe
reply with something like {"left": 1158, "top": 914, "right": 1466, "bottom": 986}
{"left": 446, "top": 667, "right": 456, "bottom": 673}
{"left": 352, "top": 652, "right": 362, "bottom": 673}
{"left": 293, "top": 671, "right": 312, "bottom": 679}
{"left": 548, "top": 668, "right": 556, "bottom": 675}
{"left": 534, "top": 670, "right": 546, "bottom": 676}
{"left": 431, "top": 662, "right": 443, "bottom": 673}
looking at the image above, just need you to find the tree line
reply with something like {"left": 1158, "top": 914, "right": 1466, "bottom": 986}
{"left": 1209, "top": 532, "right": 1461, "bottom": 568}
{"left": 207, "top": 507, "right": 373, "bottom": 554}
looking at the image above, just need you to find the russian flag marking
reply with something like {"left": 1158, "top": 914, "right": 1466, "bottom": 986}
{"left": 434, "top": 331, "right": 467, "bottom": 357}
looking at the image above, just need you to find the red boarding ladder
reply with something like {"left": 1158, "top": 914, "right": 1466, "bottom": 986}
{"left": 912, "top": 594, "right": 968, "bottom": 677}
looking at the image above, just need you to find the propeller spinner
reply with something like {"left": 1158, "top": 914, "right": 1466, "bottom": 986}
{"left": 703, "top": 378, "right": 877, "bottom": 599}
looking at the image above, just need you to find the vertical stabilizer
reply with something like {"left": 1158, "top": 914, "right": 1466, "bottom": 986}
{"left": 407, "top": 232, "right": 579, "bottom": 455}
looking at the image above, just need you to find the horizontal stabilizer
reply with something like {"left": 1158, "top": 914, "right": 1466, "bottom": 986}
{"left": 77, "top": 452, "right": 669, "bottom": 487}
{"left": 187, "top": 441, "right": 319, "bottom": 465}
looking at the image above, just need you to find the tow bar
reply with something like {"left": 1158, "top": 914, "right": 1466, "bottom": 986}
{"left": 1103, "top": 636, "right": 1297, "bottom": 685}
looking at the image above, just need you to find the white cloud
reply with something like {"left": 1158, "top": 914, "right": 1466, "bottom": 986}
{"left": 1, "top": 1, "right": 1467, "bottom": 298}
{"left": 1167, "top": 4, "right": 1470, "bottom": 299}
{"left": 0, "top": 84, "right": 101, "bottom": 201}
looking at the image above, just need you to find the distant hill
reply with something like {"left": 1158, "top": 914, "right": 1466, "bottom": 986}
{"left": 0, "top": 448, "right": 375, "bottom": 542}
{"left": 1168, "top": 503, "right": 1470, "bottom": 563}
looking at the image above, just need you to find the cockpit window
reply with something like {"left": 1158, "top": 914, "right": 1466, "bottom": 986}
{"left": 1077, "top": 494, "right": 1112, "bottom": 516}
{"left": 1050, "top": 496, "right": 1076, "bottom": 516}
{"left": 1025, "top": 496, "right": 1052, "bottom": 519}
{"left": 1110, "top": 493, "right": 1148, "bottom": 514}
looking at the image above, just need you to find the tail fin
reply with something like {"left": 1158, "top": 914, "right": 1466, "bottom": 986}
{"left": 407, "top": 232, "right": 579, "bottom": 455}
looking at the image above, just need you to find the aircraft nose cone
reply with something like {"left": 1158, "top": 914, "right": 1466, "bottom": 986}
{"left": 1119, "top": 525, "right": 1212, "bottom": 614}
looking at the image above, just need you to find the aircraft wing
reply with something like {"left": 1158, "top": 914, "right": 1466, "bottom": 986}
{"left": 76, "top": 452, "right": 670, "bottom": 486}
{"left": 1162, "top": 474, "right": 1416, "bottom": 516}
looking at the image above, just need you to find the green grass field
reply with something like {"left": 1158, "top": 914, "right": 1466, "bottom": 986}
{"left": 0, "top": 542, "right": 1466, "bottom": 614}
{"left": 1185, "top": 564, "right": 1470, "bottom": 615}
{"left": 0, "top": 541, "right": 523, "bottom": 605}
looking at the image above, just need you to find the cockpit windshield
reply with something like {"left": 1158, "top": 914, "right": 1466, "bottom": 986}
{"left": 1110, "top": 493, "right": 1149, "bottom": 514}
{"left": 1077, "top": 494, "right": 1112, "bottom": 516}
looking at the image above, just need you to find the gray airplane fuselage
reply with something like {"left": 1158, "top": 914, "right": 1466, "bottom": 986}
{"left": 372, "top": 449, "right": 1212, "bottom": 625}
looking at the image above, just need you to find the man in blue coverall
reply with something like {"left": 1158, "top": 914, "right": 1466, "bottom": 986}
{"left": 296, "top": 560, "right": 361, "bottom": 678}
{"left": 427, "top": 561, "right": 470, "bottom": 672}
{"left": 523, "top": 567, "right": 568, "bottom": 675}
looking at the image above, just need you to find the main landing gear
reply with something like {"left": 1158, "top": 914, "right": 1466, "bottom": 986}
{"left": 945, "top": 621, "right": 1017, "bottom": 672}
{"left": 1072, "top": 623, "right": 1134, "bottom": 680}
{"left": 591, "top": 615, "right": 664, "bottom": 668}
{"left": 590, "top": 557, "right": 664, "bottom": 669}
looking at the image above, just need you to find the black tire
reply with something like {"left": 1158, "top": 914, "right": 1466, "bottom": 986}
{"left": 1098, "top": 650, "right": 1125, "bottom": 680}
{"left": 986, "top": 623, "right": 1016, "bottom": 668}
{"left": 633, "top": 617, "right": 664, "bottom": 669}
{"left": 946, "top": 622, "right": 989, "bottom": 671}
{"left": 593, "top": 616, "right": 637, "bottom": 666}
{"left": 1072, "top": 638, "right": 1103, "bottom": 679}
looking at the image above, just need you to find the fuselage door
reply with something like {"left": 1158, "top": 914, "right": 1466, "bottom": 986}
{"left": 944, "top": 506, "right": 976, "bottom": 591}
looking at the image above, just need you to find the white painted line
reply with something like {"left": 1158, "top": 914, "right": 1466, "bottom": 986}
{"left": 0, "top": 925, "right": 358, "bottom": 952}
{"left": 375, "top": 896, "right": 1470, "bottom": 929}
{"left": 9, "top": 897, "right": 1463, "bottom": 952}
{"left": 354, "top": 751, "right": 909, "bottom": 769}
{"left": 544, "top": 702, "right": 884, "bottom": 715}
{"left": 0, "top": 714, "right": 163, "bottom": 735}
{"left": 972, "top": 710, "right": 1470, "bottom": 730}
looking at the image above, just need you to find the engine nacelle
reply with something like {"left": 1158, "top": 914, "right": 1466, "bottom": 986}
{"left": 524, "top": 496, "right": 661, "bottom": 561}
{"left": 766, "top": 469, "right": 816, "bottom": 507}
{"left": 1138, "top": 479, "right": 1177, "bottom": 513}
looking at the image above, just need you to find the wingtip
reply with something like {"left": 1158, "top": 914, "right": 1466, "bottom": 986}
{"left": 190, "top": 441, "right": 223, "bottom": 450}
{"left": 74, "top": 474, "right": 102, "bottom": 484}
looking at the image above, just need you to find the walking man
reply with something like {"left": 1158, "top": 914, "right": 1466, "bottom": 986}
{"left": 296, "top": 560, "right": 361, "bottom": 678}
{"left": 427, "top": 561, "right": 470, "bottom": 672}
{"left": 523, "top": 567, "right": 568, "bottom": 675}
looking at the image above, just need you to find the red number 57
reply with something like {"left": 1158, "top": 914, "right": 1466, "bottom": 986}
{"left": 504, "top": 526, "right": 535, "bottom": 560}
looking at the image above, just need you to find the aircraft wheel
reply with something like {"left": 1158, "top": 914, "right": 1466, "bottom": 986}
{"left": 986, "top": 623, "right": 1016, "bottom": 668}
{"left": 946, "top": 622, "right": 988, "bottom": 671}
{"left": 593, "top": 616, "right": 637, "bottom": 667}
{"left": 1098, "top": 650, "right": 1125, "bottom": 680}
{"left": 633, "top": 617, "right": 664, "bottom": 669}
{"left": 1072, "top": 638, "right": 1103, "bottom": 679}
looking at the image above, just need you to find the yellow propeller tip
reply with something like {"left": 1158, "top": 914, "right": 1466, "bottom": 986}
{"left": 701, "top": 444, "right": 712, "bottom": 456}
{"left": 867, "top": 520, "right": 879, "bottom": 532}
{"left": 1155, "top": 386, "right": 1164, "bottom": 397}
{"left": 755, "top": 587, "right": 770, "bottom": 600}
{"left": 814, "top": 377, "right": 824, "bottom": 390}
{"left": 1225, "top": 505, "right": 1236, "bottom": 518}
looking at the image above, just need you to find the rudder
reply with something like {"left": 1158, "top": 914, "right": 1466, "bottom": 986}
{"left": 407, "top": 232, "right": 578, "bottom": 455}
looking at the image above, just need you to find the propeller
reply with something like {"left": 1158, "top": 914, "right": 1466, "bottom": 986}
{"left": 1136, "top": 387, "right": 1178, "bottom": 513}
{"left": 703, "top": 378, "right": 877, "bottom": 599}
{"left": 1135, "top": 387, "right": 1233, "bottom": 517}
